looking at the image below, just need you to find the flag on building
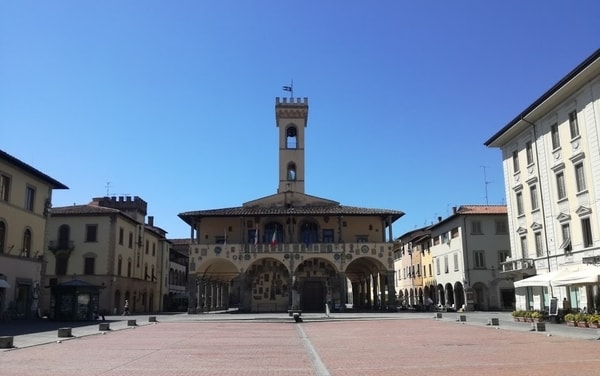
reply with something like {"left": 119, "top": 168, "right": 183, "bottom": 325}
{"left": 270, "top": 230, "right": 278, "bottom": 246}
{"left": 223, "top": 229, "right": 227, "bottom": 248}
{"left": 254, "top": 228, "right": 259, "bottom": 247}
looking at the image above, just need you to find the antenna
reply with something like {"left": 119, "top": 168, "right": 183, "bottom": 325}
{"left": 481, "top": 166, "right": 492, "bottom": 205}
{"left": 105, "top": 182, "right": 111, "bottom": 196}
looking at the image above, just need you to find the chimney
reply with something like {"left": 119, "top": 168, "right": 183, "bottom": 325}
{"left": 437, "top": 216, "right": 442, "bottom": 223}
{"left": 148, "top": 216, "right": 154, "bottom": 227}
{"left": 452, "top": 206, "right": 457, "bottom": 214}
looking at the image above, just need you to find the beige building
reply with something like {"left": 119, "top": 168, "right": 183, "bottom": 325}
{"left": 429, "top": 205, "right": 512, "bottom": 311}
{"left": 179, "top": 97, "right": 404, "bottom": 313}
{"left": 44, "top": 196, "right": 169, "bottom": 318}
{"left": 0, "top": 149, "right": 68, "bottom": 319}
{"left": 485, "top": 49, "right": 600, "bottom": 312}
{"left": 394, "top": 227, "right": 431, "bottom": 309}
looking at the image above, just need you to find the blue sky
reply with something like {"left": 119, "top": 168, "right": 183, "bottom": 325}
{"left": 1, "top": 1, "right": 599, "bottom": 240}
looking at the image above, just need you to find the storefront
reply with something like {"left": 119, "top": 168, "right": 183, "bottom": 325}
{"left": 48, "top": 279, "right": 102, "bottom": 321}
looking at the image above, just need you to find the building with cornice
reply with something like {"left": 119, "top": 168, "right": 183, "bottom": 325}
{"left": 179, "top": 97, "right": 404, "bottom": 313}
{"left": 486, "top": 49, "right": 600, "bottom": 312}
{"left": 0, "top": 150, "right": 67, "bottom": 319}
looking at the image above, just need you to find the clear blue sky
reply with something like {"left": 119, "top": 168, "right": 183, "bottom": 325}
{"left": 2, "top": 1, "right": 599, "bottom": 240}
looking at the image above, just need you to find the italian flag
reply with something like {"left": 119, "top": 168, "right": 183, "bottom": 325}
{"left": 270, "top": 230, "right": 278, "bottom": 246}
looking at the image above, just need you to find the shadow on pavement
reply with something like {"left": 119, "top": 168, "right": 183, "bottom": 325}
{"left": 0, "top": 319, "right": 115, "bottom": 336}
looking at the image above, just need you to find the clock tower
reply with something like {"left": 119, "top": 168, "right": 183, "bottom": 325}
{"left": 275, "top": 97, "right": 308, "bottom": 194}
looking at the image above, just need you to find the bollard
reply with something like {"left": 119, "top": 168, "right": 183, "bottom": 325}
{"left": 457, "top": 315, "right": 466, "bottom": 322}
{"left": 127, "top": 319, "right": 137, "bottom": 326}
{"left": 0, "top": 336, "right": 14, "bottom": 348}
{"left": 534, "top": 322, "right": 546, "bottom": 332}
{"left": 436, "top": 312, "right": 443, "bottom": 319}
{"left": 490, "top": 317, "right": 499, "bottom": 326}
{"left": 99, "top": 323, "right": 111, "bottom": 331}
{"left": 149, "top": 316, "right": 157, "bottom": 322}
{"left": 57, "top": 328, "right": 72, "bottom": 338}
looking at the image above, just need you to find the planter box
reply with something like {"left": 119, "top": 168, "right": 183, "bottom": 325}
{"left": 576, "top": 322, "right": 589, "bottom": 328}
{"left": 566, "top": 321, "right": 576, "bottom": 327}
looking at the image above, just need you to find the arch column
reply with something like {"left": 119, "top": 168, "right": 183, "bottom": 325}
{"left": 386, "top": 270, "right": 396, "bottom": 308}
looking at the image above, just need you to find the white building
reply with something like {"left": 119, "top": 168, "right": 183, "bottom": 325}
{"left": 485, "top": 49, "right": 600, "bottom": 313}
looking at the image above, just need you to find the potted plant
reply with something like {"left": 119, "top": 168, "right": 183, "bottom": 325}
{"left": 530, "top": 311, "right": 544, "bottom": 322}
{"left": 512, "top": 310, "right": 524, "bottom": 322}
{"left": 565, "top": 313, "right": 576, "bottom": 326}
{"left": 575, "top": 313, "right": 589, "bottom": 328}
{"left": 588, "top": 314, "right": 600, "bottom": 328}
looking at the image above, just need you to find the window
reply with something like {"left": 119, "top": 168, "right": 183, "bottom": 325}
{"left": 84, "top": 257, "right": 95, "bottom": 275}
{"left": 286, "top": 126, "right": 298, "bottom": 149}
{"left": 0, "top": 221, "right": 5, "bottom": 253}
{"left": 322, "top": 229, "right": 334, "bottom": 243}
{"left": 530, "top": 185, "right": 539, "bottom": 211}
{"left": 85, "top": 224, "right": 98, "bottom": 242}
{"left": 145, "top": 240, "right": 149, "bottom": 254}
{"left": 526, "top": 141, "right": 533, "bottom": 165}
{"left": 551, "top": 123, "right": 560, "bottom": 149}
{"left": 451, "top": 228, "right": 459, "bottom": 238}
{"left": 582, "top": 218, "right": 593, "bottom": 248}
{"left": 516, "top": 192, "right": 524, "bottom": 216}
{"left": 569, "top": 111, "right": 580, "bottom": 139}
{"left": 56, "top": 254, "right": 68, "bottom": 275}
{"left": 436, "top": 258, "right": 440, "bottom": 275}
{"left": 495, "top": 220, "right": 508, "bottom": 234}
{"left": 444, "top": 255, "right": 449, "bottom": 273}
{"left": 356, "top": 235, "right": 368, "bottom": 243}
{"left": 0, "top": 174, "right": 10, "bottom": 201}
{"left": 119, "top": 227, "right": 124, "bottom": 245}
{"left": 535, "top": 232, "right": 543, "bottom": 257}
{"left": 127, "top": 258, "right": 132, "bottom": 277}
{"left": 128, "top": 232, "right": 133, "bottom": 248}
{"left": 117, "top": 256, "right": 122, "bottom": 276}
{"left": 287, "top": 163, "right": 296, "bottom": 181}
{"left": 428, "top": 264, "right": 432, "bottom": 277}
{"left": 560, "top": 224, "right": 571, "bottom": 253}
{"left": 575, "top": 163, "right": 586, "bottom": 192}
{"left": 25, "top": 186, "right": 35, "bottom": 211}
{"left": 556, "top": 172, "right": 566, "bottom": 200}
{"left": 498, "top": 250, "right": 510, "bottom": 267}
{"left": 472, "top": 221, "right": 482, "bottom": 234}
{"left": 520, "top": 236, "right": 528, "bottom": 257}
{"left": 22, "top": 229, "right": 31, "bottom": 257}
{"left": 512, "top": 151, "right": 520, "bottom": 173}
{"left": 453, "top": 253, "right": 459, "bottom": 271}
{"left": 152, "top": 243, "right": 156, "bottom": 256}
{"left": 423, "top": 265, "right": 427, "bottom": 277}
{"left": 474, "top": 250, "right": 485, "bottom": 269}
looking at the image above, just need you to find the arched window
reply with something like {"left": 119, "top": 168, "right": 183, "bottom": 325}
{"left": 300, "top": 221, "right": 319, "bottom": 245}
{"left": 264, "top": 222, "right": 284, "bottom": 244}
{"left": 0, "top": 221, "right": 5, "bottom": 253}
{"left": 117, "top": 256, "right": 123, "bottom": 276}
{"left": 22, "top": 228, "right": 32, "bottom": 257}
{"left": 287, "top": 162, "right": 297, "bottom": 181}
{"left": 286, "top": 126, "right": 298, "bottom": 149}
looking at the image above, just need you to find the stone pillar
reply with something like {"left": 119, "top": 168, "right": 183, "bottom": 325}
{"left": 338, "top": 272, "right": 347, "bottom": 310}
{"left": 386, "top": 271, "right": 397, "bottom": 309}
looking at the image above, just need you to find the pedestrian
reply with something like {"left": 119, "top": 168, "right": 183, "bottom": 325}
{"left": 122, "top": 299, "right": 129, "bottom": 316}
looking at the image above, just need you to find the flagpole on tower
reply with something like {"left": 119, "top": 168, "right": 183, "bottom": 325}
{"left": 282, "top": 80, "right": 294, "bottom": 99}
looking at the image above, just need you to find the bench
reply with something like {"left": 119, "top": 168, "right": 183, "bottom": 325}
{"left": 288, "top": 310, "right": 303, "bottom": 322}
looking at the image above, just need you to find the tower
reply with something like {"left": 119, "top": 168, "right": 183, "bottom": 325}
{"left": 275, "top": 97, "right": 309, "bottom": 194}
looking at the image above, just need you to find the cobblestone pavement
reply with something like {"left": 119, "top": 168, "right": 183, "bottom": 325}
{"left": 1, "top": 312, "right": 600, "bottom": 375}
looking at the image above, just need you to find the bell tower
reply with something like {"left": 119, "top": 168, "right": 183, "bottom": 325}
{"left": 275, "top": 97, "right": 308, "bottom": 194}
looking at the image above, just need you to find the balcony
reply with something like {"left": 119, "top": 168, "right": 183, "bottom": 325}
{"left": 48, "top": 240, "right": 74, "bottom": 253}
{"left": 499, "top": 258, "right": 535, "bottom": 275}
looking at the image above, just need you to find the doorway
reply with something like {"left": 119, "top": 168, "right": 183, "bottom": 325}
{"left": 301, "top": 280, "right": 324, "bottom": 312}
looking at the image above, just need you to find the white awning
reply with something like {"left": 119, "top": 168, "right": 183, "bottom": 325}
{"left": 552, "top": 266, "right": 600, "bottom": 287}
{"left": 0, "top": 279, "right": 10, "bottom": 288}
{"left": 513, "top": 270, "right": 570, "bottom": 288}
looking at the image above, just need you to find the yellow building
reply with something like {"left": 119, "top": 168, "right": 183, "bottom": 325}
{"left": 0, "top": 149, "right": 68, "bottom": 319}
{"left": 179, "top": 97, "right": 404, "bottom": 313}
{"left": 44, "top": 196, "right": 169, "bottom": 319}
{"left": 394, "top": 226, "right": 432, "bottom": 309}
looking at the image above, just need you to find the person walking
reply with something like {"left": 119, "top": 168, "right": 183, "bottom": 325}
{"left": 122, "top": 299, "right": 129, "bottom": 316}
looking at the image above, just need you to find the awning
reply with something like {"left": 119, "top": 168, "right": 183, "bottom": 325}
{"left": 552, "top": 266, "right": 600, "bottom": 287}
{"left": 513, "top": 269, "right": 570, "bottom": 288}
{"left": 0, "top": 279, "right": 10, "bottom": 288}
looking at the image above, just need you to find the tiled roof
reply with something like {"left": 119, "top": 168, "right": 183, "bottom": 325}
{"left": 179, "top": 205, "right": 404, "bottom": 223}
{"left": 51, "top": 204, "right": 120, "bottom": 215}
{"left": 455, "top": 205, "right": 507, "bottom": 215}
